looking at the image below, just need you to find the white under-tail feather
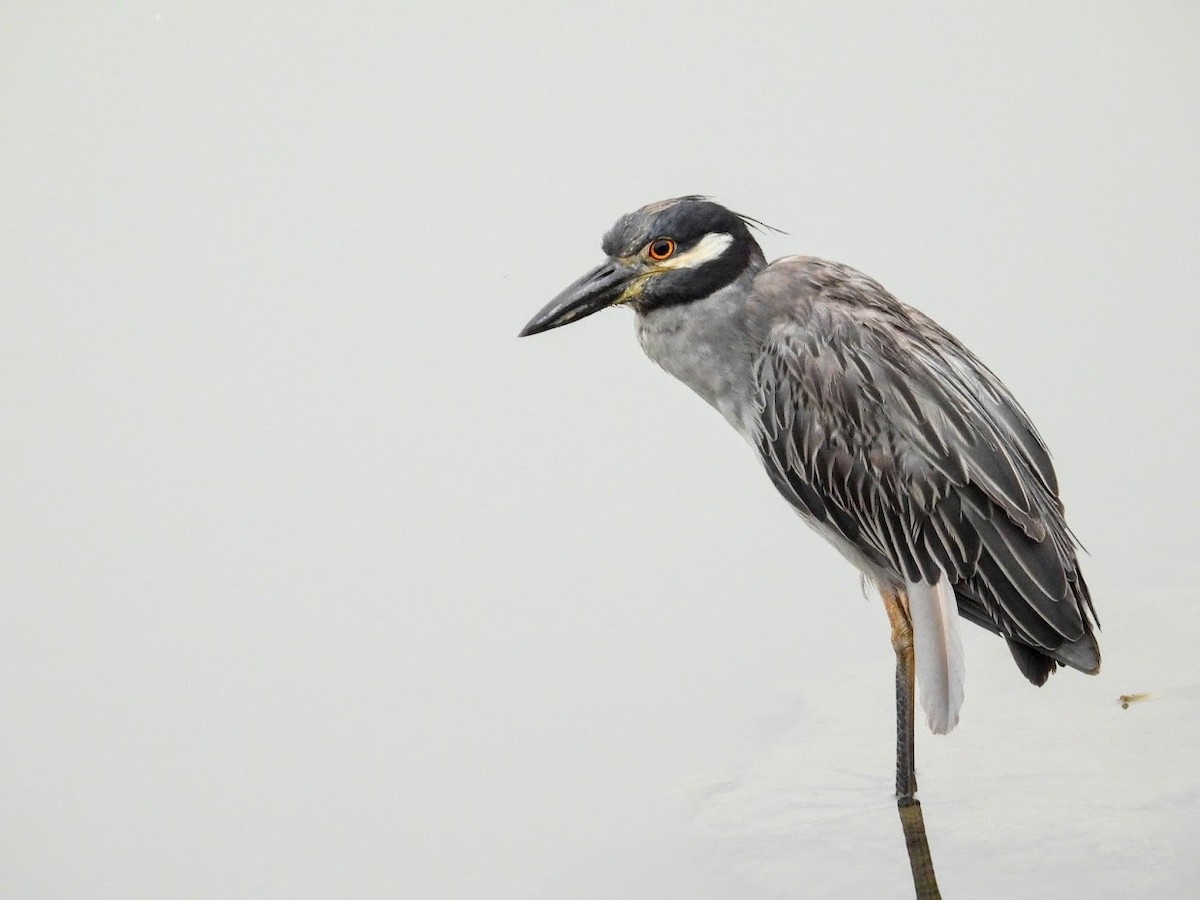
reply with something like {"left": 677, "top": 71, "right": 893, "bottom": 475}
{"left": 907, "top": 573, "right": 966, "bottom": 734}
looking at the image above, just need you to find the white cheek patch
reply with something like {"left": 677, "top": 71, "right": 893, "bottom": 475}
{"left": 659, "top": 232, "right": 734, "bottom": 269}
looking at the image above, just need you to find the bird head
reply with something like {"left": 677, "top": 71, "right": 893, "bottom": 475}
{"left": 519, "top": 196, "right": 767, "bottom": 337}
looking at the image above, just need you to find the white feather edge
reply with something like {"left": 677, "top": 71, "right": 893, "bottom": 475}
{"left": 907, "top": 573, "right": 966, "bottom": 734}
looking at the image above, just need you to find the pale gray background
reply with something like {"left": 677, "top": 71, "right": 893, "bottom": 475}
{"left": 3, "top": 3, "right": 1198, "bottom": 898}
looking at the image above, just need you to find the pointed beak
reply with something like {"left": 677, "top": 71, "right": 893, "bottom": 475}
{"left": 518, "top": 259, "right": 640, "bottom": 337}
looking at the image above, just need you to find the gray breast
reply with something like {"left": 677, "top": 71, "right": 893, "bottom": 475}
{"left": 634, "top": 280, "right": 761, "bottom": 437}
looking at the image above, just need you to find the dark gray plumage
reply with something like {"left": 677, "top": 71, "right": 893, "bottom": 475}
{"left": 749, "top": 256, "right": 1099, "bottom": 685}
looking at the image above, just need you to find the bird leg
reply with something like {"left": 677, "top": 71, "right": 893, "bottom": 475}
{"left": 883, "top": 589, "right": 918, "bottom": 799}
{"left": 882, "top": 588, "right": 942, "bottom": 899}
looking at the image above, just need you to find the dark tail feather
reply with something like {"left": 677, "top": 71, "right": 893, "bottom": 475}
{"left": 1007, "top": 639, "right": 1056, "bottom": 686}
{"left": 955, "top": 583, "right": 1102, "bottom": 685}
{"left": 1007, "top": 631, "right": 1101, "bottom": 687}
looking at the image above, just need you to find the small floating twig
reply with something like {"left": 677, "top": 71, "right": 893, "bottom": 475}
{"left": 1118, "top": 692, "right": 1153, "bottom": 709}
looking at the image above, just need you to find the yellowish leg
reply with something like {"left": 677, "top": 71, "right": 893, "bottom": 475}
{"left": 883, "top": 590, "right": 918, "bottom": 800}
{"left": 882, "top": 589, "right": 941, "bottom": 900}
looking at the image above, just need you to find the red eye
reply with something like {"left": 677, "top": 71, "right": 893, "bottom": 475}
{"left": 647, "top": 238, "right": 676, "bottom": 261}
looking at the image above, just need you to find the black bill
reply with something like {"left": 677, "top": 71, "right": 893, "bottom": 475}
{"left": 518, "top": 260, "right": 639, "bottom": 337}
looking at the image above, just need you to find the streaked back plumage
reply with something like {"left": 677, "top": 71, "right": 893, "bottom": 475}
{"left": 746, "top": 256, "right": 1100, "bottom": 696}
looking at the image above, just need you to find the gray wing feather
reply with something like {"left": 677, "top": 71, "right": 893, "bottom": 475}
{"left": 750, "top": 259, "right": 1099, "bottom": 674}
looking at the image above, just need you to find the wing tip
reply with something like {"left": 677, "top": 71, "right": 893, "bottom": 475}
{"left": 1055, "top": 632, "right": 1101, "bottom": 675}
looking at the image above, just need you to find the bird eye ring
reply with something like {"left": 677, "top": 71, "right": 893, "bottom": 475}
{"left": 647, "top": 238, "right": 676, "bottom": 261}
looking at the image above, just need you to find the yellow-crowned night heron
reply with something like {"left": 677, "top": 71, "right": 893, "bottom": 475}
{"left": 518, "top": 197, "right": 1100, "bottom": 867}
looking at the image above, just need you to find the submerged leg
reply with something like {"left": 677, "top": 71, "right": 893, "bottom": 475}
{"left": 882, "top": 589, "right": 941, "bottom": 900}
